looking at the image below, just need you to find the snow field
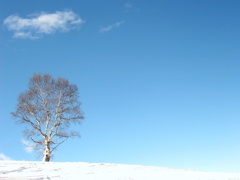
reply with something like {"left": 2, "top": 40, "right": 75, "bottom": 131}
{"left": 1, "top": 161, "right": 240, "bottom": 180}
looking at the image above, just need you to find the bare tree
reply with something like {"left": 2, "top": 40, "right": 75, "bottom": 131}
{"left": 12, "top": 73, "right": 84, "bottom": 162}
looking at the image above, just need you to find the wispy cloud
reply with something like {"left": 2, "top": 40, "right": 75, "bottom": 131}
{"left": 124, "top": 3, "right": 133, "bottom": 9}
{"left": 0, "top": 153, "right": 12, "bottom": 161}
{"left": 124, "top": 3, "right": 134, "bottom": 13}
{"left": 4, "top": 10, "right": 84, "bottom": 39}
{"left": 100, "top": 20, "right": 125, "bottom": 33}
{"left": 21, "top": 139, "right": 34, "bottom": 153}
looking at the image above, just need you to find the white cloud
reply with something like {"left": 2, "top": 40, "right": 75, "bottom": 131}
{"left": 4, "top": 10, "right": 84, "bottom": 39}
{"left": 21, "top": 139, "right": 34, "bottom": 153}
{"left": 100, "top": 20, "right": 125, "bottom": 33}
{"left": 14, "top": 32, "right": 38, "bottom": 39}
{"left": 0, "top": 153, "right": 12, "bottom": 161}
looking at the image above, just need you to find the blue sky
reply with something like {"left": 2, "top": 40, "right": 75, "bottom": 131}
{"left": 1, "top": 0, "right": 240, "bottom": 173}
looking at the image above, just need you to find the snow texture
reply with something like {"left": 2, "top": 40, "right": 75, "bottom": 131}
{"left": 0, "top": 161, "right": 240, "bottom": 180}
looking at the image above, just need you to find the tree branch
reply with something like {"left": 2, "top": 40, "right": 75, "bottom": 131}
{"left": 50, "top": 138, "right": 68, "bottom": 154}
{"left": 30, "top": 138, "right": 44, "bottom": 145}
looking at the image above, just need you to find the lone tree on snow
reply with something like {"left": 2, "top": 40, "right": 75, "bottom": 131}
{"left": 12, "top": 73, "right": 84, "bottom": 162}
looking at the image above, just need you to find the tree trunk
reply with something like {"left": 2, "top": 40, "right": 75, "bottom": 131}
{"left": 43, "top": 140, "right": 51, "bottom": 162}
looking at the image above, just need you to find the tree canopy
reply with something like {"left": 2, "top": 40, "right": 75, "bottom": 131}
{"left": 12, "top": 73, "right": 84, "bottom": 161}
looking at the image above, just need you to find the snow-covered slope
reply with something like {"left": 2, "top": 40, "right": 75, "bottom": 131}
{"left": 1, "top": 161, "right": 240, "bottom": 180}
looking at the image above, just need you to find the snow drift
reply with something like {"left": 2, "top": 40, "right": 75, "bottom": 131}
{"left": 0, "top": 161, "right": 240, "bottom": 180}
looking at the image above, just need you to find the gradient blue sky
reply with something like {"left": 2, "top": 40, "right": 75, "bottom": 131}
{"left": 1, "top": 0, "right": 240, "bottom": 173}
